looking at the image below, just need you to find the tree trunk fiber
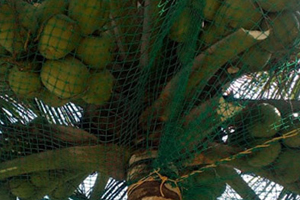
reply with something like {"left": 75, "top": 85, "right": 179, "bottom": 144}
{"left": 127, "top": 150, "right": 181, "bottom": 200}
{"left": 128, "top": 181, "right": 181, "bottom": 200}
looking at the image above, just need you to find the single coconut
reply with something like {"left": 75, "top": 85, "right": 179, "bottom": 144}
{"left": 9, "top": 178, "right": 36, "bottom": 199}
{"left": 76, "top": 35, "right": 114, "bottom": 69}
{"left": 38, "top": 14, "right": 81, "bottom": 59}
{"left": 246, "top": 103, "right": 281, "bottom": 138}
{"left": 30, "top": 171, "right": 59, "bottom": 188}
{"left": 40, "top": 57, "right": 89, "bottom": 99}
{"left": 281, "top": 120, "right": 300, "bottom": 148}
{"left": 255, "top": 0, "right": 300, "bottom": 12}
{"left": 0, "top": 4, "right": 25, "bottom": 55}
{"left": 214, "top": 0, "right": 263, "bottom": 30}
{"left": 8, "top": 66, "right": 42, "bottom": 98}
{"left": 169, "top": 8, "right": 193, "bottom": 42}
{"left": 247, "top": 139, "right": 281, "bottom": 167}
{"left": 273, "top": 149, "right": 300, "bottom": 183}
{"left": 259, "top": 12, "right": 300, "bottom": 52}
{"left": 49, "top": 173, "right": 88, "bottom": 200}
{"left": 82, "top": 70, "right": 114, "bottom": 105}
{"left": 190, "top": 169, "right": 226, "bottom": 199}
{"left": 68, "top": 0, "right": 110, "bottom": 35}
{"left": 35, "top": 0, "right": 68, "bottom": 24}
{"left": 15, "top": 0, "right": 39, "bottom": 34}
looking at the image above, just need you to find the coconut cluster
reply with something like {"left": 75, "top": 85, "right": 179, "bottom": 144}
{"left": 0, "top": 0, "right": 115, "bottom": 107}
{"left": 0, "top": 169, "right": 85, "bottom": 200}
{"left": 225, "top": 103, "right": 300, "bottom": 185}
{"left": 171, "top": 0, "right": 300, "bottom": 73}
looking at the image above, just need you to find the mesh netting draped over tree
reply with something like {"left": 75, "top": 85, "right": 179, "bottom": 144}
{"left": 1, "top": 0, "right": 300, "bottom": 199}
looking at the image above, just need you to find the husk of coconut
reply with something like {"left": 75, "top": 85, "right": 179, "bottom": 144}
{"left": 40, "top": 57, "right": 89, "bottom": 99}
{"left": 76, "top": 35, "right": 114, "bottom": 69}
{"left": 82, "top": 70, "right": 115, "bottom": 105}
{"left": 38, "top": 14, "right": 81, "bottom": 59}
{"left": 68, "top": 0, "right": 110, "bottom": 35}
{"left": 259, "top": 12, "right": 300, "bottom": 53}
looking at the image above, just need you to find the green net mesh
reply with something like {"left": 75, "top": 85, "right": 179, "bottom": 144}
{"left": 1, "top": 0, "right": 300, "bottom": 199}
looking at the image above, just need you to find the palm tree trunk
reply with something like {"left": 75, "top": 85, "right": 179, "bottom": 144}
{"left": 127, "top": 150, "right": 182, "bottom": 200}
{"left": 128, "top": 181, "right": 181, "bottom": 200}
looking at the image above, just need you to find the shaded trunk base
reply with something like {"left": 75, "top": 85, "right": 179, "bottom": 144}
{"left": 128, "top": 180, "right": 181, "bottom": 200}
{"left": 127, "top": 150, "right": 181, "bottom": 200}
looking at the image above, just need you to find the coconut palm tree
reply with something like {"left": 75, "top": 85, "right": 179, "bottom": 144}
{"left": 1, "top": 0, "right": 300, "bottom": 200}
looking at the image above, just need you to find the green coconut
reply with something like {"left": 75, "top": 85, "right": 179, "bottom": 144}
{"left": 0, "top": 4, "right": 25, "bottom": 55}
{"left": 214, "top": 0, "right": 263, "bottom": 30}
{"left": 9, "top": 178, "right": 36, "bottom": 199}
{"left": 35, "top": 0, "right": 68, "bottom": 24}
{"left": 239, "top": 45, "right": 272, "bottom": 72}
{"left": 30, "top": 171, "right": 59, "bottom": 188}
{"left": 8, "top": 66, "right": 42, "bottom": 98}
{"left": 273, "top": 149, "right": 300, "bottom": 183}
{"left": 255, "top": 0, "right": 300, "bottom": 12}
{"left": 49, "top": 173, "right": 88, "bottom": 200}
{"left": 247, "top": 139, "right": 281, "bottom": 167}
{"left": 191, "top": 0, "right": 222, "bottom": 21}
{"left": 246, "top": 103, "right": 281, "bottom": 138}
{"left": 259, "top": 12, "right": 300, "bottom": 53}
{"left": 15, "top": 0, "right": 38, "bottom": 34}
{"left": 281, "top": 121, "right": 300, "bottom": 148}
{"left": 82, "top": 70, "right": 114, "bottom": 105}
{"left": 68, "top": 0, "right": 110, "bottom": 35}
{"left": 193, "top": 184, "right": 226, "bottom": 200}
{"left": 30, "top": 174, "right": 58, "bottom": 200}
{"left": 38, "top": 88, "right": 69, "bottom": 107}
{"left": 76, "top": 35, "right": 114, "bottom": 69}
{"left": 40, "top": 57, "right": 89, "bottom": 99}
{"left": 190, "top": 169, "right": 226, "bottom": 199}
{"left": 169, "top": 8, "right": 193, "bottom": 43}
{"left": 0, "top": 182, "right": 15, "bottom": 200}
{"left": 38, "top": 14, "right": 81, "bottom": 59}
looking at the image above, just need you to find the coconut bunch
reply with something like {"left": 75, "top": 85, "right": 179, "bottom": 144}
{"left": 0, "top": 0, "right": 116, "bottom": 107}
{"left": 171, "top": 0, "right": 300, "bottom": 73}
{"left": 224, "top": 103, "right": 300, "bottom": 186}
{"left": 0, "top": 169, "right": 88, "bottom": 200}
{"left": 225, "top": 103, "right": 282, "bottom": 166}
{"left": 181, "top": 168, "right": 227, "bottom": 199}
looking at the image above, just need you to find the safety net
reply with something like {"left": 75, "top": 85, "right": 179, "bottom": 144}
{"left": 1, "top": 0, "right": 300, "bottom": 199}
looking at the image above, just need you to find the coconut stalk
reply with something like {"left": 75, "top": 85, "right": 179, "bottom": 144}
{"left": 165, "top": 96, "right": 243, "bottom": 161}
{"left": 140, "top": 28, "right": 270, "bottom": 126}
{"left": 109, "top": 0, "right": 142, "bottom": 60}
{"left": 216, "top": 166, "right": 261, "bottom": 200}
{"left": 89, "top": 173, "right": 110, "bottom": 200}
{"left": 0, "top": 144, "right": 130, "bottom": 181}
{"left": 49, "top": 172, "right": 91, "bottom": 200}
{"left": 139, "top": 0, "right": 151, "bottom": 68}
{"left": 34, "top": 123, "right": 99, "bottom": 145}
